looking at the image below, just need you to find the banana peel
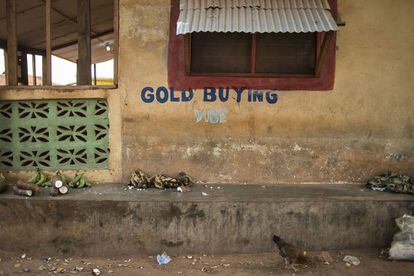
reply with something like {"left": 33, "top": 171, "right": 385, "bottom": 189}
{"left": 68, "top": 173, "right": 91, "bottom": 189}
{"left": 129, "top": 170, "right": 150, "bottom": 189}
{"left": 27, "top": 169, "right": 51, "bottom": 187}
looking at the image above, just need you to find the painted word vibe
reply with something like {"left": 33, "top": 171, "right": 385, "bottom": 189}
{"left": 141, "top": 87, "right": 278, "bottom": 104}
{"left": 194, "top": 109, "right": 226, "bottom": 124}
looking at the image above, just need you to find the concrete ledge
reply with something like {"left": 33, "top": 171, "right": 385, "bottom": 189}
{"left": 0, "top": 184, "right": 413, "bottom": 257}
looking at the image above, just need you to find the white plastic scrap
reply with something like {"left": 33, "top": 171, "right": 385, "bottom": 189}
{"left": 157, "top": 252, "right": 171, "bottom": 265}
{"left": 343, "top": 255, "right": 360, "bottom": 266}
{"left": 201, "top": 192, "right": 209, "bottom": 196}
{"left": 389, "top": 214, "right": 414, "bottom": 260}
{"left": 92, "top": 268, "right": 101, "bottom": 275}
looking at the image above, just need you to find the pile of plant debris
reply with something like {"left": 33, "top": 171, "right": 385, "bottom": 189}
{"left": 366, "top": 172, "right": 414, "bottom": 195}
{"left": 129, "top": 170, "right": 194, "bottom": 191}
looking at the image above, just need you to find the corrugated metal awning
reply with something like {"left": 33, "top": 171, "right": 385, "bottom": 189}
{"left": 177, "top": 0, "right": 339, "bottom": 34}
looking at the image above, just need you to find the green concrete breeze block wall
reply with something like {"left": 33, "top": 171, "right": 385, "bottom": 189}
{"left": 0, "top": 99, "right": 109, "bottom": 170}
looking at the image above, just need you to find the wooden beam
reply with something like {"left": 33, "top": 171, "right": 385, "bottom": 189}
{"left": 77, "top": 0, "right": 92, "bottom": 85}
{"left": 6, "top": 0, "right": 18, "bottom": 85}
{"left": 0, "top": 3, "right": 44, "bottom": 22}
{"left": 0, "top": 39, "right": 46, "bottom": 56}
{"left": 39, "top": 0, "right": 106, "bottom": 45}
{"left": 32, "top": 54, "right": 37, "bottom": 86}
{"left": 315, "top": 32, "right": 334, "bottom": 77}
{"left": 44, "top": 0, "right": 52, "bottom": 85}
{"left": 52, "top": 29, "right": 113, "bottom": 51}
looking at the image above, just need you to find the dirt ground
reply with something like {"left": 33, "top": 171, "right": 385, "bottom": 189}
{"left": 0, "top": 249, "right": 413, "bottom": 276}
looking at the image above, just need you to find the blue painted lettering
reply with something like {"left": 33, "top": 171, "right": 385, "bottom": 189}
{"left": 233, "top": 87, "right": 244, "bottom": 103}
{"left": 265, "top": 91, "right": 278, "bottom": 104}
{"left": 141, "top": 87, "right": 154, "bottom": 103}
{"left": 156, "top": 87, "right": 169, "bottom": 103}
{"left": 170, "top": 88, "right": 180, "bottom": 102}
{"left": 182, "top": 88, "right": 194, "bottom": 102}
{"left": 218, "top": 87, "right": 230, "bottom": 102}
{"left": 203, "top": 87, "right": 217, "bottom": 102}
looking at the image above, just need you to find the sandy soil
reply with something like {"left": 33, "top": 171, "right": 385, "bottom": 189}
{"left": 0, "top": 249, "right": 413, "bottom": 275}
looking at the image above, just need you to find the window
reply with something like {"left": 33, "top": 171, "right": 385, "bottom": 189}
{"left": 191, "top": 33, "right": 251, "bottom": 74}
{"left": 169, "top": 0, "right": 338, "bottom": 91}
{"left": 189, "top": 32, "right": 317, "bottom": 76}
{"left": 255, "top": 33, "right": 316, "bottom": 75}
{"left": 0, "top": 0, "right": 118, "bottom": 87}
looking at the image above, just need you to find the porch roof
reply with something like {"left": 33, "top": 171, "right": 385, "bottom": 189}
{"left": 0, "top": 0, "right": 114, "bottom": 64}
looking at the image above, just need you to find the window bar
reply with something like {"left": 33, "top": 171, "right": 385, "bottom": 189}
{"left": 93, "top": 63, "right": 97, "bottom": 85}
{"left": 20, "top": 51, "right": 28, "bottom": 85}
{"left": 4, "top": 49, "right": 8, "bottom": 84}
{"left": 32, "top": 54, "right": 37, "bottom": 86}
{"left": 184, "top": 34, "right": 191, "bottom": 74}
{"left": 250, "top": 33, "right": 257, "bottom": 74}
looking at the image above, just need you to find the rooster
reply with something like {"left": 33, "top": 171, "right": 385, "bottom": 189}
{"left": 273, "top": 235, "right": 308, "bottom": 266}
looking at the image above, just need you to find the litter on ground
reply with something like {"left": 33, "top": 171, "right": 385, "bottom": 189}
{"left": 156, "top": 252, "right": 171, "bottom": 265}
{"left": 343, "top": 255, "right": 361, "bottom": 266}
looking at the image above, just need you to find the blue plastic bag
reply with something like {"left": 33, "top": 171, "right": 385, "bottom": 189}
{"left": 157, "top": 252, "right": 172, "bottom": 265}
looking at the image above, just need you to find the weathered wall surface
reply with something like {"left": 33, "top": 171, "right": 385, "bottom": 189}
{"left": 0, "top": 0, "right": 412, "bottom": 184}
{"left": 118, "top": 0, "right": 414, "bottom": 184}
{"left": 1, "top": 184, "right": 413, "bottom": 256}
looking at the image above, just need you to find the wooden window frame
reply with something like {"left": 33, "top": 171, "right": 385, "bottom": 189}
{"left": 168, "top": 0, "right": 337, "bottom": 91}
{"left": 0, "top": 0, "right": 119, "bottom": 90}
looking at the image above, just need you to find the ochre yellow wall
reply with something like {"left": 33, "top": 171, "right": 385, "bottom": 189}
{"left": 118, "top": 0, "right": 414, "bottom": 184}
{"left": 1, "top": 0, "right": 413, "bottom": 184}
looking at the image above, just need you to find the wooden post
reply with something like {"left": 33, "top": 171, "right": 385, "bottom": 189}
{"left": 32, "top": 54, "right": 37, "bottom": 85}
{"left": 20, "top": 51, "right": 28, "bottom": 85}
{"left": 44, "top": 0, "right": 52, "bottom": 85}
{"left": 6, "top": 0, "right": 18, "bottom": 86}
{"left": 77, "top": 0, "right": 91, "bottom": 85}
{"left": 315, "top": 32, "right": 334, "bottom": 77}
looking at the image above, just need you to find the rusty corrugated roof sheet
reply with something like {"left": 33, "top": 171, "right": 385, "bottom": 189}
{"left": 177, "top": 0, "right": 338, "bottom": 34}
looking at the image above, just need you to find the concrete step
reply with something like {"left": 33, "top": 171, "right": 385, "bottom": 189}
{"left": 0, "top": 184, "right": 413, "bottom": 257}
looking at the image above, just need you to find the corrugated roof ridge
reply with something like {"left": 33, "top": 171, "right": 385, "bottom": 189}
{"left": 180, "top": 0, "right": 332, "bottom": 10}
